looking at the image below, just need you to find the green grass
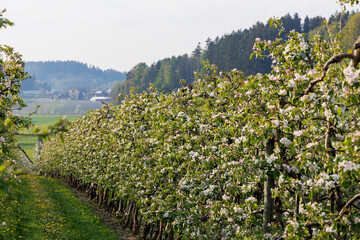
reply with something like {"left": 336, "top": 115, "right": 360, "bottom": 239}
{"left": 22, "top": 115, "right": 81, "bottom": 134}
{"left": 18, "top": 135, "right": 38, "bottom": 161}
{"left": 18, "top": 115, "right": 81, "bottom": 161}
{"left": 0, "top": 175, "right": 118, "bottom": 240}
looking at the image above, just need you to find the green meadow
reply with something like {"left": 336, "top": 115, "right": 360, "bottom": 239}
{"left": 18, "top": 115, "right": 81, "bottom": 161}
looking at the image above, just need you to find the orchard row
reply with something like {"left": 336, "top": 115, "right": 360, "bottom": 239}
{"left": 38, "top": 21, "right": 360, "bottom": 240}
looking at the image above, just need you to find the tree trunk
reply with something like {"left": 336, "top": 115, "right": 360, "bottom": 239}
{"left": 349, "top": 37, "right": 360, "bottom": 68}
{"left": 263, "top": 137, "right": 275, "bottom": 233}
{"left": 141, "top": 223, "right": 151, "bottom": 240}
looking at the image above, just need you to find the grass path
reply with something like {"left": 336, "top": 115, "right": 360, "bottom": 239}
{"left": 0, "top": 175, "right": 119, "bottom": 240}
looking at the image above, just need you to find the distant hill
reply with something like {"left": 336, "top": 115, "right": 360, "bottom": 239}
{"left": 23, "top": 61, "right": 126, "bottom": 91}
{"left": 112, "top": 12, "right": 332, "bottom": 98}
{"left": 308, "top": 11, "right": 356, "bottom": 48}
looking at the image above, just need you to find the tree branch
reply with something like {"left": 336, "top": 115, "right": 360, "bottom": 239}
{"left": 0, "top": 79, "right": 15, "bottom": 95}
{"left": 304, "top": 53, "right": 354, "bottom": 95}
{"left": 305, "top": 193, "right": 360, "bottom": 230}
{"left": 337, "top": 193, "right": 360, "bottom": 220}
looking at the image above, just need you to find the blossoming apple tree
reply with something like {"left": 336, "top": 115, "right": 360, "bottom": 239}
{"left": 0, "top": 9, "right": 30, "bottom": 195}
{"left": 38, "top": 0, "right": 360, "bottom": 239}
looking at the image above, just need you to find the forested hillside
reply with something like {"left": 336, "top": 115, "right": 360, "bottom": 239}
{"left": 341, "top": 11, "right": 360, "bottom": 51}
{"left": 112, "top": 13, "right": 333, "bottom": 98}
{"left": 23, "top": 61, "right": 126, "bottom": 91}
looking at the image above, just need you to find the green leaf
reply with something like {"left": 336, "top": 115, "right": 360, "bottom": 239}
{"left": 340, "top": 180, "right": 351, "bottom": 188}
{"left": 337, "top": 107, "right": 342, "bottom": 117}
{"left": 250, "top": 53, "right": 254, "bottom": 60}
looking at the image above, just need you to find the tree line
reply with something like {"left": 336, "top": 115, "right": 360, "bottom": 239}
{"left": 112, "top": 11, "right": 357, "bottom": 99}
{"left": 23, "top": 61, "right": 126, "bottom": 91}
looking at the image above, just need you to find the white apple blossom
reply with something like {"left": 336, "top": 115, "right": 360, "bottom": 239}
{"left": 325, "top": 226, "right": 336, "bottom": 233}
{"left": 220, "top": 208, "right": 228, "bottom": 216}
{"left": 293, "top": 130, "right": 304, "bottom": 137}
{"left": 279, "top": 89, "right": 287, "bottom": 96}
{"left": 287, "top": 79, "right": 296, "bottom": 88}
{"left": 343, "top": 66, "right": 359, "bottom": 86}
{"left": 324, "top": 109, "right": 332, "bottom": 118}
{"left": 177, "top": 112, "right": 187, "bottom": 118}
{"left": 266, "top": 154, "right": 278, "bottom": 164}
{"left": 245, "top": 196, "right": 257, "bottom": 203}
{"left": 338, "top": 160, "right": 360, "bottom": 172}
{"left": 272, "top": 119, "right": 280, "bottom": 127}
{"left": 163, "top": 212, "right": 170, "bottom": 218}
{"left": 299, "top": 38, "right": 308, "bottom": 51}
{"left": 233, "top": 206, "right": 244, "bottom": 213}
{"left": 280, "top": 137, "right": 292, "bottom": 146}
{"left": 222, "top": 195, "right": 230, "bottom": 201}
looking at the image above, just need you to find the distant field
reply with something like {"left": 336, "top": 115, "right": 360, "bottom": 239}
{"left": 15, "top": 98, "right": 102, "bottom": 115}
{"left": 18, "top": 115, "right": 82, "bottom": 161}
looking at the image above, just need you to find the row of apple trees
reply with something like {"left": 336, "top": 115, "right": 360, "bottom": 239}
{"left": 0, "top": 10, "right": 30, "bottom": 196}
{"left": 38, "top": 4, "right": 360, "bottom": 240}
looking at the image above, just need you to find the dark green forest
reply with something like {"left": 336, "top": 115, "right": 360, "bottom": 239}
{"left": 23, "top": 61, "right": 126, "bottom": 91}
{"left": 112, "top": 11, "right": 358, "bottom": 99}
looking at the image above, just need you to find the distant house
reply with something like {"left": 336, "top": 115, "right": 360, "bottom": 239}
{"left": 92, "top": 89, "right": 107, "bottom": 97}
{"left": 68, "top": 89, "right": 88, "bottom": 100}
{"left": 69, "top": 89, "right": 80, "bottom": 95}
{"left": 90, "top": 96, "right": 111, "bottom": 102}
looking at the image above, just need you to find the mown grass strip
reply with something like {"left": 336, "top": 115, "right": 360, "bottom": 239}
{"left": 0, "top": 175, "right": 118, "bottom": 240}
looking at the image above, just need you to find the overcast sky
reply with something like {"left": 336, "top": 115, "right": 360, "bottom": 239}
{"left": 0, "top": 0, "right": 356, "bottom": 72}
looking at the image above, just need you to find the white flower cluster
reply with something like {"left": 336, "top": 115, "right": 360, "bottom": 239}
{"left": 306, "top": 173, "right": 339, "bottom": 191}
{"left": 325, "top": 225, "right": 336, "bottom": 233}
{"left": 245, "top": 196, "right": 257, "bottom": 203}
{"left": 280, "top": 137, "right": 292, "bottom": 147}
{"left": 279, "top": 106, "right": 293, "bottom": 115}
{"left": 266, "top": 154, "right": 278, "bottom": 164}
{"left": 189, "top": 151, "right": 200, "bottom": 160}
{"left": 163, "top": 211, "right": 170, "bottom": 218}
{"left": 272, "top": 119, "right": 280, "bottom": 127}
{"left": 287, "top": 79, "right": 296, "bottom": 88}
{"left": 343, "top": 66, "right": 360, "bottom": 86}
{"left": 234, "top": 136, "right": 247, "bottom": 145}
{"left": 338, "top": 160, "right": 360, "bottom": 172}
{"left": 177, "top": 111, "right": 188, "bottom": 118}
{"left": 202, "top": 184, "right": 216, "bottom": 196}
{"left": 306, "top": 142, "right": 319, "bottom": 149}
{"left": 299, "top": 38, "right": 308, "bottom": 51}
{"left": 324, "top": 109, "right": 333, "bottom": 119}
{"left": 293, "top": 130, "right": 304, "bottom": 137}
{"left": 222, "top": 194, "right": 230, "bottom": 201}
{"left": 307, "top": 161, "right": 319, "bottom": 172}
{"left": 179, "top": 179, "right": 192, "bottom": 190}
{"left": 283, "top": 164, "right": 299, "bottom": 174}
{"left": 279, "top": 89, "right": 287, "bottom": 96}
{"left": 233, "top": 206, "right": 244, "bottom": 213}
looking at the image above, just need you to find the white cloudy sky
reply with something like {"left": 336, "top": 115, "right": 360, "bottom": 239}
{"left": 0, "top": 0, "right": 355, "bottom": 71}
